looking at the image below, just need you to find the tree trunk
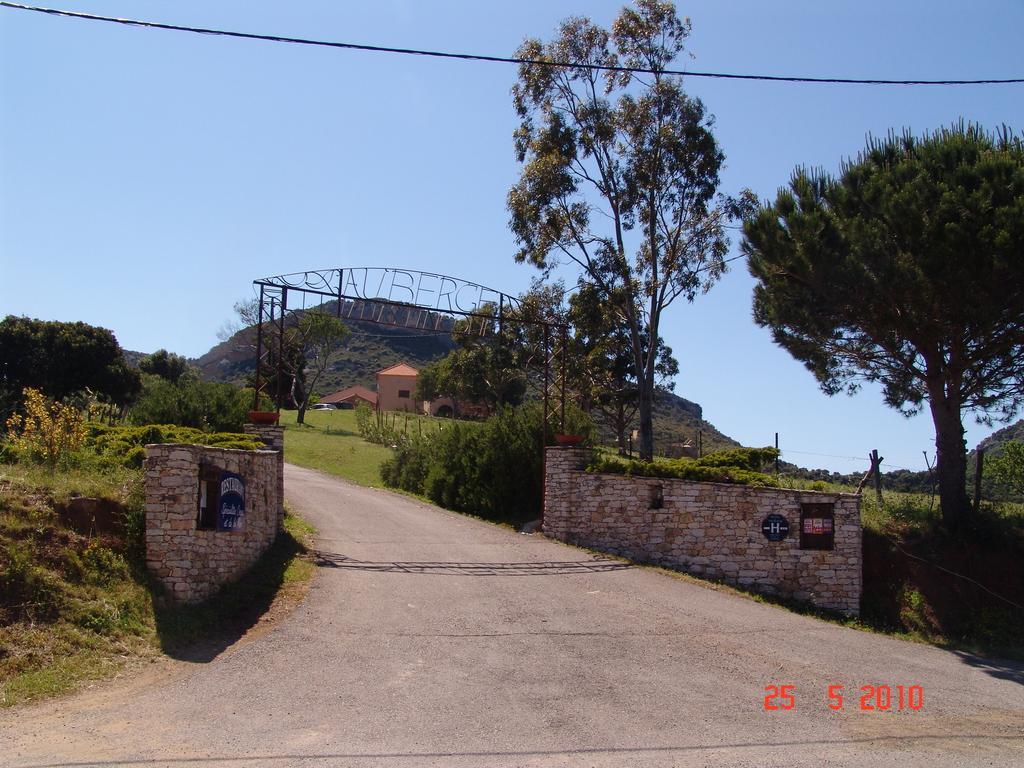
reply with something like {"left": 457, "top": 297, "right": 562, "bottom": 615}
{"left": 928, "top": 393, "right": 969, "bottom": 528}
{"left": 614, "top": 402, "right": 627, "bottom": 456}
{"left": 292, "top": 376, "right": 306, "bottom": 425}
{"left": 638, "top": 380, "right": 654, "bottom": 461}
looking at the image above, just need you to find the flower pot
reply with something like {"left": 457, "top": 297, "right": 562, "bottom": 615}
{"left": 554, "top": 434, "right": 583, "bottom": 446}
{"left": 248, "top": 410, "right": 280, "bottom": 425}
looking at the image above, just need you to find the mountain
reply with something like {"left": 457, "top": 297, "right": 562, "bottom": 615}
{"left": 195, "top": 313, "right": 456, "bottom": 394}
{"left": 975, "top": 419, "right": 1024, "bottom": 454}
{"left": 649, "top": 389, "right": 739, "bottom": 456}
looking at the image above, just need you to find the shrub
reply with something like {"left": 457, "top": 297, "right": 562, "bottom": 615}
{"left": 129, "top": 376, "right": 252, "bottom": 432}
{"left": 4, "top": 387, "right": 86, "bottom": 469}
{"left": 380, "top": 404, "right": 594, "bottom": 525}
{"left": 81, "top": 542, "right": 129, "bottom": 587}
{"left": 355, "top": 403, "right": 405, "bottom": 446}
{"left": 84, "top": 424, "right": 264, "bottom": 468}
{"left": 380, "top": 436, "right": 435, "bottom": 493}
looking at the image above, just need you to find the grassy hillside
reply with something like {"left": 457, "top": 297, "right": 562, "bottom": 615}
{"left": 280, "top": 409, "right": 394, "bottom": 488}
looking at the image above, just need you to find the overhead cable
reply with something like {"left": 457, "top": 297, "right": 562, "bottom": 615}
{"left": 2, "top": 2, "right": 1022, "bottom": 86}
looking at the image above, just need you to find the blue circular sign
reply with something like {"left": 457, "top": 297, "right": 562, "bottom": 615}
{"left": 761, "top": 514, "right": 790, "bottom": 542}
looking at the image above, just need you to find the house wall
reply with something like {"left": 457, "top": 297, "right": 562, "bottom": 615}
{"left": 144, "top": 440, "right": 282, "bottom": 604}
{"left": 543, "top": 447, "right": 862, "bottom": 616}
{"left": 377, "top": 372, "right": 419, "bottom": 412}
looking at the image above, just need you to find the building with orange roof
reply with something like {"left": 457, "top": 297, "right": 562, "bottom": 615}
{"left": 375, "top": 363, "right": 455, "bottom": 416}
{"left": 320, "top": 385, "right": 378, "bottom": 409}
{"left": 375, "top": 363, "right": 420, "bottom": 413}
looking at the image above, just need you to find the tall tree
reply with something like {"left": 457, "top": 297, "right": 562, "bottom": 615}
{"left": 508, "top": 0, "right": 753, "bottom": 460}
{"left": 139, "top": 349, "right": 191, "bottom": 384}
{"left": 743, "top": 124, "right": 1024, "bottom": 527}
{"left": 416, "top": 345, "right": 526, "bottom": 416}
{"left": 0, "top": 316, "right": 141, "bottom": 418}
{"left": 292, "top": 310, "right": 349, "bottom": 424}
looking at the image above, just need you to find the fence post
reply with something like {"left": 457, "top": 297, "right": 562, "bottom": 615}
{"left": 871, "top": 449, "right": 883, "bottom": 505}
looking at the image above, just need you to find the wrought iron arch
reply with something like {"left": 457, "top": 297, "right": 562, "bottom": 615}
{"left": 250, "top": 267, "right": 569, "bottom": 437}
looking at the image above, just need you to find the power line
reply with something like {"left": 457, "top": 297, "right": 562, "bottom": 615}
{"left": 3, "top": 2, "right": 1022, "bottom": 87}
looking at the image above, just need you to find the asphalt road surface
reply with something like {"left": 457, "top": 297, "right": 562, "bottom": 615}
{"left": 2, "top": 463, "right": 1022, "bottom": 767}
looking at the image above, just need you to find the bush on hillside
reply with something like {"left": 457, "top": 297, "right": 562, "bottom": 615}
{"left": 4, "top": 387, "right": 86, "bottom": 469}
{"left": 128, "top": 376, "right": 255, "bottom": 433}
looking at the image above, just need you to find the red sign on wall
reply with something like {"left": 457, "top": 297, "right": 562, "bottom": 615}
{"left": 800, "top": 504, "right": 835, "bottom": 550}
{"left": 802, "top": 517, "right": 833, "bottom": 535}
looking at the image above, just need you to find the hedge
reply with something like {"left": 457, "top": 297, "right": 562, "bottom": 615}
{"left": 85, "top": 423, "right": 265, "bottom": 468}
{"left": 587, "top": 446, "right": 780, "bottom": 487}
{"left": 380, "top": 404, "right": 593, "bottom": 525}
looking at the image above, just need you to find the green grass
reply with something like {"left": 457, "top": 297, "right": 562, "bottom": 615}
{"left": 279, "top": 409, "right": 397, "bottom": 488}
{"left": 0, "top": 461, "right": 141, "bottom": 507}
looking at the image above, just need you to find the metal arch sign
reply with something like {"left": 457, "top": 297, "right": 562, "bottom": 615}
{"left": 254, "top": 267, "right": 521, "bottom": 318}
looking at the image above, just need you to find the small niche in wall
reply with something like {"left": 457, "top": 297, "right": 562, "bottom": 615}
{"left": 197, "top": 464, "right": 221, "bottom": 530}
{"left": 650, "top": 484, "right": 664, "bottom": 510}
{"left": 799, "top": 503, "right": 835, "bottom": 550}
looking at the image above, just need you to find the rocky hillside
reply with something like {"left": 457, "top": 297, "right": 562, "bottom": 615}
{"left": 195, "top": 315, "right": 456, "bottom": 394}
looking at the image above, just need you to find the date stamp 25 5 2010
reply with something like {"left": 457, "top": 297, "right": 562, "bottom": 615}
{"left": 764, "top": 684, "right": 924, "bottom": 712}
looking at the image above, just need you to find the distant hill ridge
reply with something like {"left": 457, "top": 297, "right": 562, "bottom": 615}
{"left": 190, "top": 300, "right": 736, "bottom": 455}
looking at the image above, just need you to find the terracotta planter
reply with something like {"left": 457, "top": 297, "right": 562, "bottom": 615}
{"left": 554, "top": 434, "right": 584, "bottom": 446}
{"left": 248, "top": 410, "right": 280, "bottom": 425}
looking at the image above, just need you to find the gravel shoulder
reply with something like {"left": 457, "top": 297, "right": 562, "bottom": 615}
{"left": 1, "top": 463, "right": 1021, "bottom": 767}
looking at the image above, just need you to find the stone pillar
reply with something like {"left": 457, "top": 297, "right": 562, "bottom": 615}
{"left": 243, "top": 423, "right": 284, "bottom": 451}
{"left": 143, "top": 443, "right": 201, "bottom": 603}
{"left": 244, "top": 424, "right": 285, "bottom": 530}
{"left": 543, "top": 447, "right": 590, "bottom": 536}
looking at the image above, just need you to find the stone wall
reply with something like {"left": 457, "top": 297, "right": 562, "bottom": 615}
{"left": 544, "top": 447, "right": 862, "bottom": 616}
{"left": 144, "top": 442, "right": 282, "bottom": 604}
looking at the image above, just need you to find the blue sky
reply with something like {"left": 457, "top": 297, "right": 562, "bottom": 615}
{"left": 2, "top": 1, "right": 1022, "bottom": 473}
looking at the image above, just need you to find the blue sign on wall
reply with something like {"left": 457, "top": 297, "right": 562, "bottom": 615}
{"left": 761, "top": 514, "right": 790, "bottom": 542}
{"left": 217, "top": 471, "right": 245, "bottom": 531}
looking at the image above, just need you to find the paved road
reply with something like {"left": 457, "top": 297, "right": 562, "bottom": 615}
{"left": 2, "top": 464, "right": 1022, "bottom": 767}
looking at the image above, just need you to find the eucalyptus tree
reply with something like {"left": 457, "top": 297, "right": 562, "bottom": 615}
{"left": 508, "top": 0, "right": 753, "bottom": 460}
{"left": 568, "top": 283, "right": 678, "bottom": 453}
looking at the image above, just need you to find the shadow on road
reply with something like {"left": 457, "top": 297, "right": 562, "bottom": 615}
{"left": 313, "top": 551, "right": 631, "bottom": 576}
{"left": 950, "top": 649, "right": 1024, "bottom": 687}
